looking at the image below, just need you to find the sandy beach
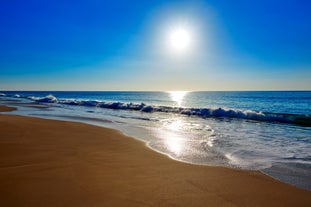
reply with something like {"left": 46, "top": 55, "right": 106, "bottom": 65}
{"left": 0, "top": 106, "right": 310, "bottom": 207}
{"left": 0, "top": 105, "right": 16, "bottom": 112}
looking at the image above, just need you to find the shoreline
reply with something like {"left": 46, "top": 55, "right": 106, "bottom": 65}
{"left": 1, "top": 106, "right": 311, "bottom": 206}
{"left": 0, "top": 105, "right": 16, "bottom": 112}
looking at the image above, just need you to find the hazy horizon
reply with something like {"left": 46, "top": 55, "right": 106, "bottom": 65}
{"left": 1, "top": 89, "right": 310, "bottom": 93}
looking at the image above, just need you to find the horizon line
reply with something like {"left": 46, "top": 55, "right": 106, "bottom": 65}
{"left": 1, "top": 89, "right": 310, "bottom": 92}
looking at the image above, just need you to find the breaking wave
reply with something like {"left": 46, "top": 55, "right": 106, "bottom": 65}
{"left": 3, "top": 94, "right": 311, "bottom": 126}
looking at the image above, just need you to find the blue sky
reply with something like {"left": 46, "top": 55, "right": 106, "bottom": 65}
{"left": 0, "top": 0, "right": 310, "bottom": 91}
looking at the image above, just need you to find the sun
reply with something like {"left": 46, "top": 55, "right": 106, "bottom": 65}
{"left": 168, "top": 27, "right": 192, "bottom": 54}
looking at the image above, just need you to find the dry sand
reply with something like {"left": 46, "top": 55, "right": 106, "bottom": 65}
{"left": 0, "top": 106, "right": 310, "bottom": 206}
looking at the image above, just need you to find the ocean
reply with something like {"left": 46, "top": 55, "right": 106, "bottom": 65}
{"left": 0, "top": 91, "right": 310, "bottom": 190}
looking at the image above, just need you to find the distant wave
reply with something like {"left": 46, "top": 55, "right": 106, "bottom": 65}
{"left": 28, "top": 94, "right": 58, "bottom": 103}
{"left": 3, "top": 94, "right": 311, "bottom": 126}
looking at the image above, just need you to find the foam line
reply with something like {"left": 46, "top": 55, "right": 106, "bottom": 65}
{"left": 2, "top": 94, "right": 310, "bottom": 126}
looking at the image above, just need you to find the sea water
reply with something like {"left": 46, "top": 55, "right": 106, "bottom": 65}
{"left": 0, "top": 91, "right": 310, "bottom": 190}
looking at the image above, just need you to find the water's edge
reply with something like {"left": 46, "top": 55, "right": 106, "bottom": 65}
{"left": 1, "top": 104, "right": 310, "bottom": 192}
{"left": 1, "top": 92, "right": 310, "bottom": 192}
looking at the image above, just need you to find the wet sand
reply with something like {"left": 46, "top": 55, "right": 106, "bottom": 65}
{"left": 0, "top": 106, "right": 310, "bottom": 206}
{"left": 0, "top": 105, "right": 16, "bottom": 112}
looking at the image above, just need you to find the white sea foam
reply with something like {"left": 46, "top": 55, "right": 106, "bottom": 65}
{"left": 28, "top": 94, "right": 58, "bottom": 103}
{"left": 1, "top": 93, "right": 310, "bottom": 126}
{"left": 1, "top": 91, "right": 310, "bottom": 190}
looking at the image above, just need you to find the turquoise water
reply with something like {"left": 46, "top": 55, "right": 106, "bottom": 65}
{"left": 1, "top": 91, "right": 310, "bottom": 190}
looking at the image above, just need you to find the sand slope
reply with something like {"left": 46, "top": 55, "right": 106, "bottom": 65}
{"left": 0, "top": 114, "right": 310, "bottom": 207}
{"left": 0, "top": 105, "right": 16, "bottom": 112}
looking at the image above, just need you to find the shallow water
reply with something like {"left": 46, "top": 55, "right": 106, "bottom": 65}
{"left": 1, "top": 91, "right": 310, "bottom": 190}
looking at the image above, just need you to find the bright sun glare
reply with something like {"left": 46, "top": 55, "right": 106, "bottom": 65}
{"left": 169, "top": 91, "right": 188, "bottom": 106}
{"left": 168, "top": 27, "right": 191, "bottom": 53}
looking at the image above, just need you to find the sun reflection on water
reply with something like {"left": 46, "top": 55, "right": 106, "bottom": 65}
{"left": 166, "top": 118, "right": 184, "bottom": 131}
{"left": 160, "top": 117, "right": 187, "bottom": 155}
{"left": 165, "top": 137, "right": 184, "bottom": 155}
{"left": 168, "top": 91, "right": 188, "bottom": 106}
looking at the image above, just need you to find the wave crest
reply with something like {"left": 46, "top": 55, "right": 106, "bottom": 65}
{"left": 29, "top": 94, "right": 58, "bottom": 103}
{"left": 2, "top": 93, "right": 310, "bottom": 126}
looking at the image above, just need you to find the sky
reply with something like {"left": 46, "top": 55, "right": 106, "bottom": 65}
{"left": 0, "top": 0, "right": 310, "bottom": 91}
